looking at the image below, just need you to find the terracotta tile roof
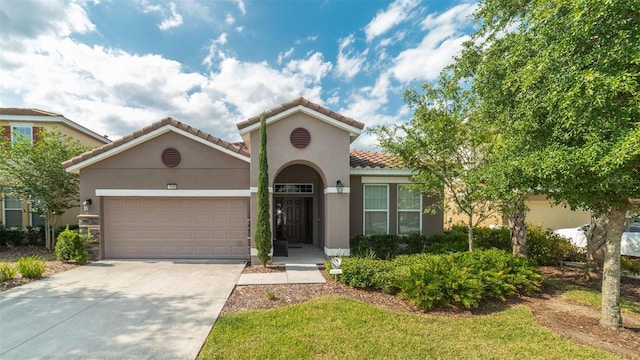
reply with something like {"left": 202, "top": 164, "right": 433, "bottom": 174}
{"left": 62, "top": 117, "right": 249, "bottom": 169}
{"left": 349, "top": 149, "right": 404, "bottom": 169}
{"left": 236, "top": 97, "right": 365, "bottom": 131}
{"left": 0, "top": 108, "right": 61, "bottom": 116}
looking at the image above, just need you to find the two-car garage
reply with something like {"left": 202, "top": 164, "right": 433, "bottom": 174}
{"left": 103, "top": 197, "right": 249, "bottom": 259}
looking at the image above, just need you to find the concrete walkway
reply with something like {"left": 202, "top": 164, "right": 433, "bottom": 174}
{"left": 237, "top": 264, "right": 326, "bottom": 285}
{"left": 0, "top": 260, "right": 245, "bottom": 360}
{"left": 238, "top": 245, "right": 328, "bottom": 285}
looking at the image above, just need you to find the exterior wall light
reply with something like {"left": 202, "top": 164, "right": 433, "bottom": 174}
{"left": 82, "top": 199, "right": 92, "bottom": 212}
{"left": 167, "top": 183, "right": 178, "bottom": 190}
{"left": 336, "top": 180, "right": 344, "bottom": 194}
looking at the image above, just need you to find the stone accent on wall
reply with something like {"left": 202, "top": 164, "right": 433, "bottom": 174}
{"left": 78, "top": 214, "right": 100, "bottom": 240}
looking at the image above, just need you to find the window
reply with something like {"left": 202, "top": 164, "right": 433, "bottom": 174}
{"left": 29, "top": 199, "right": 45, "bottom": 227}
{"left": 364, "top": 184, "right": 388, "bottom": 235}
{"left": 397, "top": 185, "right": 422, "bottom": 235}
{"left": 2, "top": 194, "right": 23, "bottom": 227}
{"left": 274, "top": 183, "right": 313, "bottom": 194}
{"left": 11, "top": 125, "right": 33, "bottom": 143}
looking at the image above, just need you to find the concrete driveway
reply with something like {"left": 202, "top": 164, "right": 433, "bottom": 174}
{"left": 0, "top": 260, "right": 245, "bottom": 360}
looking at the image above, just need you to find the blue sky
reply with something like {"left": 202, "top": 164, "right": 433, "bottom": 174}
{"left": 0, "top": 0, "right": 477, "bottom": 149}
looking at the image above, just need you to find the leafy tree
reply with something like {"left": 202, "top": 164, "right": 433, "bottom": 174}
{"left": 255, "top": 114, "right": 272, "bottom": 265}
{"left": 461, "top": 0, "right": 640, "bottom": 328}
{"left": 375, "top": 71, "right": 497, "bottom": 251}
{"left": 0, "top": 128, "right": 90, "bottom": 249}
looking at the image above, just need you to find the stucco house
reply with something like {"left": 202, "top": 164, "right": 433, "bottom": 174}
{"left": 62, "top": 98, "right": 442, "bottom": 262}
{"left": 0, "top": 108, "right": 110, "bottom": 228}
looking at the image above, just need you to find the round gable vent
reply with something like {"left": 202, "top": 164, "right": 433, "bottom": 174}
{"left": 161, "top": 148, "right": 181, "bottom": 167}
{"left": 290, "top": 127, "right": 311, "bottom": 149}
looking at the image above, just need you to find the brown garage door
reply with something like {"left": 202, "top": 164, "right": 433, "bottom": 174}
{"left": 103, "top": 197, "right": 248, "bottom": 259}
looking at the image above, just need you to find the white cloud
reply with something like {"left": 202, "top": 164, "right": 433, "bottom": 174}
{"left": 335, "top": 35, "right": 369, "bottom": 80}
{"left": 391, "top": 3, "right": 476, "bottom": 82}
{"left": 158, "top": 2, "right": 183, "bottom": 30}
{"left": 277, "top": 47, "right": 295, "bottom": 65}
{"left": 285, "top": 52, "right": 332, "bottom": 83}
{"left": 364, "top": 0, "right": 419, "bottom": 42}
{"left": 233, "top": 0, "right": 246, "bottom": 16}
{"left": 202, "top": 33, "right": 229, "bottom": 69}
{"left": 225, "top": 13, "right": 235, "bottom": 25}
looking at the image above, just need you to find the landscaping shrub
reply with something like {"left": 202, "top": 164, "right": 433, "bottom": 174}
{"left": 55, "top": 226, "right": 90, "bottom": 263}
{"left": 0, "top": 263, "right": 17, "bottom": 281}
{"left": 402, "top": 233, "right": 427, "bottom": 254}
{"left": 621, "top": 256, "right": 640, "bottom": 275}
{"left": 0, "top": 226, "right": 25, "bottom": 246}
{"left": 474, "top": 227, "right": 511, "bottom": 251}
{"left": 332, "top": 249, "right": 542, "bottom": 311}
{"left": 16, "top": 255, "right": 46, "bottom": 278}
{"left": 526, "top": 225, "right": 578, "bottom": 265}
{"left": 424, "top": 230, "right": 468, "bottom": 253}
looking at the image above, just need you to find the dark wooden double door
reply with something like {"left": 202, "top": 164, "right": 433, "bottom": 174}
{"left": 274, "top": 197, "right": 313, "bottom": 244}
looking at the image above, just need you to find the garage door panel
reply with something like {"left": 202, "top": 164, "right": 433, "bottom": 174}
{"left": 104, "top": 197, "right": 248, "bottom": 259}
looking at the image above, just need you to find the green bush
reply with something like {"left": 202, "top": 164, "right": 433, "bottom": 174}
{"left": 621, "top": 256, "right": 640, "bottom": 275}
{"left": 526, "top": 225, "right": 578, "bottom": 265}
{"left": 333, "top": 249, "right": 542, "bottom": 311}
{"left": 0, "top": 226, "right": 25, "bottom": 246}
{"left": 0, "top": 263, "right": 17, "bottom": 281}
{"left": 55, "top": 226, "right": 90, "bottom": 263}
{"left": 402, "top": 233, "right": 427, "bottom": 254}
{"left": 474, "top": 227, "right": 511, "bottom": 251}
{"left": 16, "top": 255, "right": 46, "bottom": 278}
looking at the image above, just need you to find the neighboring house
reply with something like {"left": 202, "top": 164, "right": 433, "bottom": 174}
{"left": 444, "top": 193, "right": 591, "bottom": 231}
{"left": 62, "top": 97, "right": 443, "bottom": 262}
{"left": 0, "top": 108, "right": 111, "bottom": 228}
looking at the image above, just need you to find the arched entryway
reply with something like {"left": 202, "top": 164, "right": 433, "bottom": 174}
{"left": 272, "top": 164, "right": 325, "bottom": 252}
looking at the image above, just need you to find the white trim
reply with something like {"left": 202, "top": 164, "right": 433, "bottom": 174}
{"left": 66, "top": 125, "right": 250, "bottom": 174}
{"left": 397, "top": 184, "right": 423, "bottom": 236}
{"left": 9, "top": 123, "right": 33, "bottom": 143}
{"left": 95, "top": 189, "right": 250, "bottom": 197}
{"left": 2, "top": 192, "right": 23, "bottom": 228}
{"left": 324, "top": 187, "right": 351, "bottom": 194}
{"left": 350, "top": 168, "right": 413, "bottom": 176}
{"left": 250, "top": 187, "right": 274, "bottom": 193}
{"left": 363, "top": 184, "right": 389, "bottom": 235}
{"left": 2, "top": 115, "right": 109, "bottom": 144}
{"left": 324, "top": 247, "right": 350, "bottom": 257}
{"left": 239, "top": 105, "right": 362, "bottom": 137}
{"left": 361, "top": 176, "right": 412, "bottom": 184}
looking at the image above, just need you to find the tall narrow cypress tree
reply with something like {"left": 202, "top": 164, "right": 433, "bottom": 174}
{"left": 255, "top": 114, "right": 272, "bottom": 265}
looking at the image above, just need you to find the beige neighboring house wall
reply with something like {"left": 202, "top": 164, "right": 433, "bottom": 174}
{"left": 0, "top": 108, "right": 110, "bottom": 229}
{"left": 444, "top": 193, "right": 591, "bottom": 231}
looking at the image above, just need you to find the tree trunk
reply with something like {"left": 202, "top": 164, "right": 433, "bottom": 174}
{"left": 508, "top": 195, "right": 527, "bottom": 257}
{"left": 600, "top": 207, "right": 625, "bottom": 329}
{"left": 584, "top": 214, "right": 607, "bottom": 280}
{"left": 467, "top": 214, "right": 474, "bottom": 252}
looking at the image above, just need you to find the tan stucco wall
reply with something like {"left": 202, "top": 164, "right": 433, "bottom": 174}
{"left": 443, "top": 193, "right": 591, "bottom": 230}
{"left": 79, "top": 131, "right": 250, "bottom": 218}
{"left": 247, "top": 111, "right": 352, "bottom": 259}
{"left": 349, "top": 175, "right": 443, "bottom": 239}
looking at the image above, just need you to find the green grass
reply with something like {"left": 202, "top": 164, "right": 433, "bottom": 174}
{"left": 546, "top": 280, "right": 640, "bottom": 314}
{"left": 199, "top": 296, "right": 621, "bottom": 360}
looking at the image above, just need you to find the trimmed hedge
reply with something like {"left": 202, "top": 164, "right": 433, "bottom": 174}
{"left": 0, "top": 224, "right": 79, "bottom": 247}
{"left": 328, "top": 249, "right": 543, "bottom": 311}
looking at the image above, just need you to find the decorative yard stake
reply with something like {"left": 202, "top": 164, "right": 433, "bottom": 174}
{"left": 255, "top": 114, "right": 272, "bottom": 266}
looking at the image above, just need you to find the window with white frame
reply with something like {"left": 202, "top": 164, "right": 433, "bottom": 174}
{"left": 3, "top": 194, "right": 23, "bottom": 227}
{"left": 29, "top": 198, "right": 45, "bottom": 227}
{"left": 364, "top": 184, "right": 388, "bottom": 235}
{"left": 397, "top": 185, "right": 422, "bottom": 235}
{"left": 11, "top": 125, "right": 33, "bottom": 143}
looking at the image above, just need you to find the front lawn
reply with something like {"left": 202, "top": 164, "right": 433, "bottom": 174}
{"left": 199, "top": 296, "right": 620, "bottom": 360}
{"left": 546, "top": 279, "right": 640, "bottom": 314}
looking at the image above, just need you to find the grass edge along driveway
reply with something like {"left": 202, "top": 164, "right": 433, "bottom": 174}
{"left": 199, "top": 296, "right": 621, "bottom": 360}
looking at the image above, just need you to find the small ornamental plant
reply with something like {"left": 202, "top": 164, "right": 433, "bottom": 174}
{"left": 55, "top": 226, "right": 90, "bottom": 263}
{"left": 16, "top": 255, "right": 46, "bottom": 279}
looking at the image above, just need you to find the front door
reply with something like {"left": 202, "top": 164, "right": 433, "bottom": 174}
{"left": 274, "top": 197, "right": 312, "bottom": 244}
